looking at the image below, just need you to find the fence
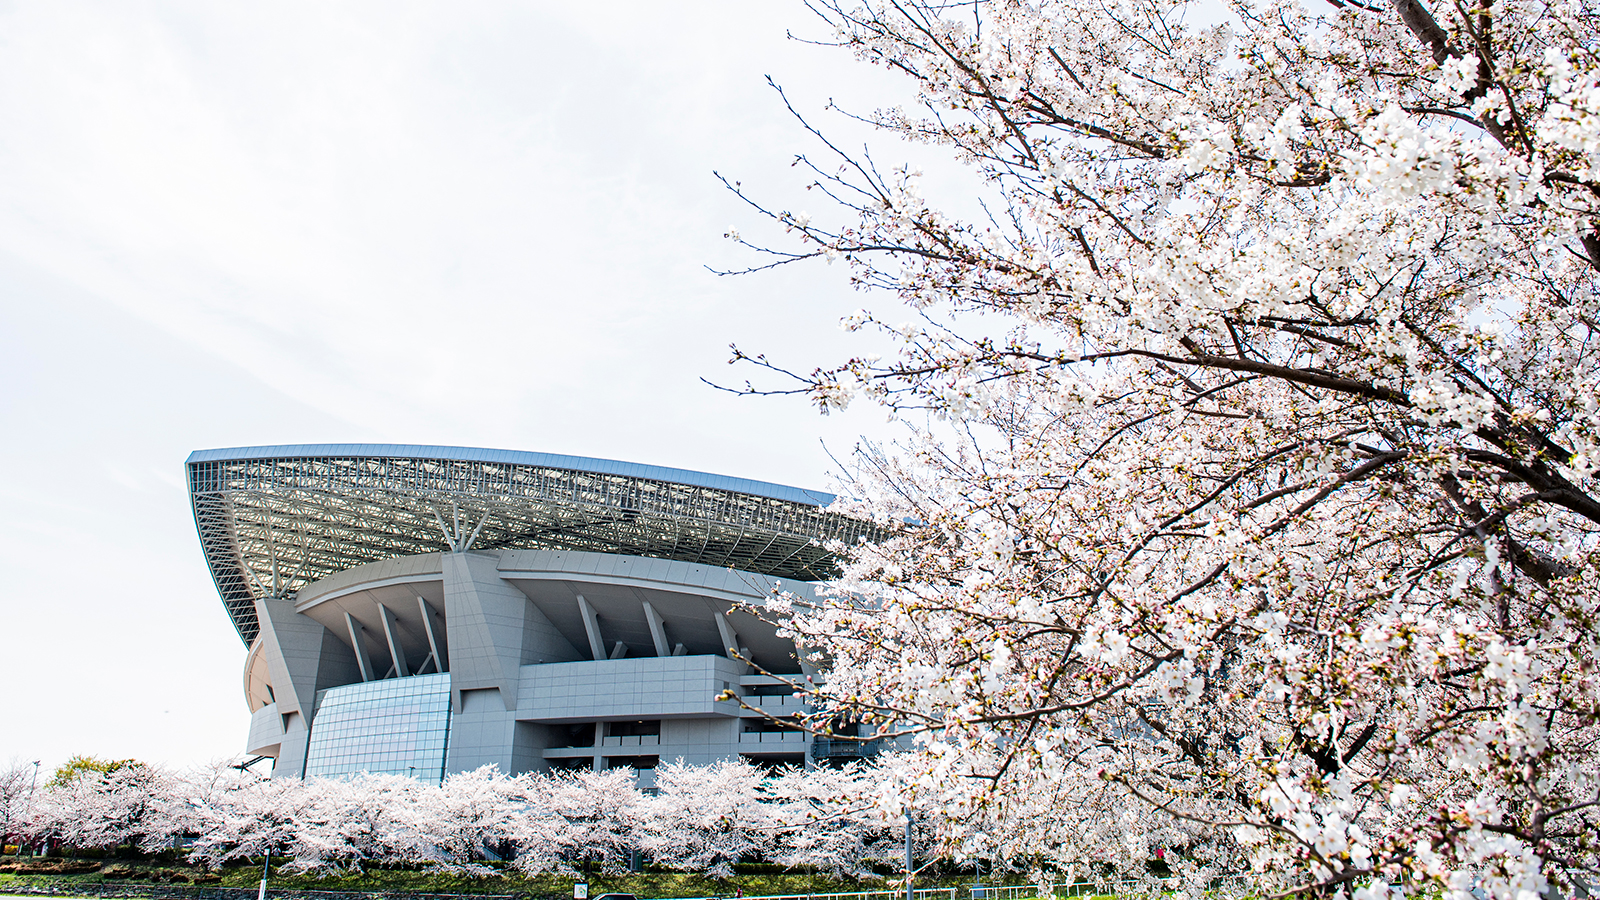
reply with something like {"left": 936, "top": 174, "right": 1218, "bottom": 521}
{"left": 728, "top": 890, "right": 957, "bottom": 900}
{"left": 967, "top": 877, "right": 1263, "bottom": 900}
{"left": 968, "top": 883, "right": 1124, "bottom": 900}
{"left": 967, "top": 886, "right": 1038, "bottom": 900}
{"left": 967, "top": 872, "right": 1591, "bottom": 900}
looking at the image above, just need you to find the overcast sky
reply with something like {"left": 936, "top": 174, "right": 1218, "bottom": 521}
{"left": 0, "top": 1, "right": 927, "bottom": 772}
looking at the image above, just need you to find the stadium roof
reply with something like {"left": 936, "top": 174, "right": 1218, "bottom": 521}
{"left": 188, "top": 444, "right": 875, "bottom": 645}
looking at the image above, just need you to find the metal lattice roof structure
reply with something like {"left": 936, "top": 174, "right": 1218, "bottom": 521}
{"left": 188, "top": 444, "right": 875, "bottom": 645}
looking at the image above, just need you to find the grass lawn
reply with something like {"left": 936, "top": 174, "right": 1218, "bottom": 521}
{"left": 0, "top": 864, "right": 998, "bottom": 899}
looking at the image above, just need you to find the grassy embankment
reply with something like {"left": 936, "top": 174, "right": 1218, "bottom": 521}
{"left": 0, "top": 859, "right": 1002, "bottom": 899}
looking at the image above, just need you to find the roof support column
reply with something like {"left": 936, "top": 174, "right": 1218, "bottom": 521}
{"left": 417, "top": 596, "right": 447, "bottom": 673}
{"left": 378, "top": 604, "right": 411, "bottom": 677}
{"left": 714, "top": 611, "right": 740, "bottom": 661}
{"left": 642, "top": 601, "right": 670, "bottom": 658}
{"left": 345, "top": 612, "right": 375, "bottom": 683}
{"left": 577, "top": 595, "right": 606, "bottom": 661}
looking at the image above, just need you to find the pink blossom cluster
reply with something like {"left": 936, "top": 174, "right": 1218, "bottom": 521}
{"left": 1, "top": 759, "right": 914, "bottom": 879}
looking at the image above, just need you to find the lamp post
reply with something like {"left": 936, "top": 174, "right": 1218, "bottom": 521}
{"left": 904, "top": 813, "right": 914, "bottom": 900}
{"left": 24, "top": 762, "right": 39, "bottom": 857}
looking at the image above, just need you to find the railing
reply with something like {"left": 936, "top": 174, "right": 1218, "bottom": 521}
{"left": 599, "top": 735, "right": 661, "bottom": 747}
{"left": 810, "top": 738, "right": 881, "bottom": 758}
{"left": 723, "top": 889, "right": 957, "bottom": 900}
{"left": 969, "top": 886, "right": 1043, "bottom": 900}
{"left": 740, "top": 694, "right": 811, "bottom": 713}
{"left": 737, "top": 730, "right": 808, "bottom": 744}
{"left": 970, "top": 877, "right": 1263, "bottom": 900}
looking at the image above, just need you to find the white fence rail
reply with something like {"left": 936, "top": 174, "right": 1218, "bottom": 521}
{"left": 968, "top": 877, "right": 1261, "bottom": 900}
{"left": 709, "top": 890, "right": 957, "bottom": 900}
{"left": 970, "top": 883, "right": 1119, "bottom": 900}
{"left": 737, "top": 730, "right": 810, "bottom": 744}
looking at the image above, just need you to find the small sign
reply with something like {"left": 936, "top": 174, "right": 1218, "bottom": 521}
{"left": 574, "top": 884, "right": 588, "bottom": 900}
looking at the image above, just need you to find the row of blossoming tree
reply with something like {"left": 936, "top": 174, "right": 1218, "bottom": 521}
{"left": 3, "top": 758, "right": 952, "bottom": 880}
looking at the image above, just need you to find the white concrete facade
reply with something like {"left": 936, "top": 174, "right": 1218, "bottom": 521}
{"left": 243, "top": 547, "right": 828, "bottom": 782}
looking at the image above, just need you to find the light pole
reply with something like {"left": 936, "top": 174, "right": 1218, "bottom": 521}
{"left": 24, "top": 762, "right": 39, "bottom": 857}
{"left": 904, "top": 813, "right": 914, "bottom": 900}
{"left": 257, "top": 852, "right": 271, "bottom": 900}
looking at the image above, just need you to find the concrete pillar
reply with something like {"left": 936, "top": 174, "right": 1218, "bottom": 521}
{"left": 578, "top": 595, "right": 606, "bottom": 661}
{"left": 442, "top": 551, "right": 580, "bottom": 774}
{"left": 378, "top": 604, "right": 411, "bottom": 677}
{"left": 272, "top": 711, "right": 311, "bottom": 779}
{"left": 442, "top": 551, "right": 580, "bottom": 710}
{"left": 418, "top": 596, "right": 447, "bottom": 673}
{"left": 715, "top": 611, "right": 740, "bottom": 659}
{"left": 252, "top": 594, "right": 361, "bottom": 778}
{"left": 445, "top": 689, "right": 551, "bottom": 774}
{"left": 643, "top": 601, "right": 670, "bottom": 658}
{"left": 344, "top": 612, "right": 375, "bottom": 682}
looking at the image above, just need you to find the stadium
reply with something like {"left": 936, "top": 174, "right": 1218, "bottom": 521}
{"left": 187, "top": 444, "right": 878, "bottom": 784}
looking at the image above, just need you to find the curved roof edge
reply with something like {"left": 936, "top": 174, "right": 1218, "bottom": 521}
{"left": 187, "top": 444, "right": 837, "bottom": 507}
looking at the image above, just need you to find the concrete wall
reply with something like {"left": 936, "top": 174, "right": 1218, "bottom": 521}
{"left": 247, "top": 548, "right": 820, "bottom": 779}
{"left": 245, "top": 703, "right": 285, "bottom": 757}
{"left": 516, "top": 655, "right": 747, "bottom": 722}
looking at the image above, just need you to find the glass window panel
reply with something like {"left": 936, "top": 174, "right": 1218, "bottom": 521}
{"left": 304, "top": 673, "right": 451, "bottom": 783}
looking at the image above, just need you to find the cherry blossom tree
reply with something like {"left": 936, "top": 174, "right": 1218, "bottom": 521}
{"left": 401, "top": 766, "right": 526, "bottom": 873}
{"left": 3, "top": 756, "right": 935, "bottom": 879}
{"left": 186, "top": 773, "right": 306, "bottom": 869}
{"left": 0, "top": 760, "right": 38, "bottom": 850}
{"left": 282, "top": 773, "right": 438, "bottom": 872}
{"left": 763, "top": 761, "right": 897, "bottom": 878}
{"left": 719, "top": 0, "right": 1600, "bottom": 897}
{"left": 497, "top": 772, "right": 574, "bottom": 877}
{"left": 29, "top": 760, "right": 172, "bottom": 853}
{"left": 522, "top": 767, "right": 642, "bottom": 875}
{"left": 636, "top": 759, "right": 775, "bottom": 877}
{"left": 139, "top": 761, "right": 256, "bottom": 855}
